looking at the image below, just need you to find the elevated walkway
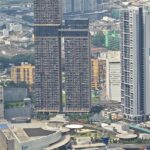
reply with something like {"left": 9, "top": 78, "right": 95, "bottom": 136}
{"left": 129, "top": 124, "right": 150, "bottom": 134}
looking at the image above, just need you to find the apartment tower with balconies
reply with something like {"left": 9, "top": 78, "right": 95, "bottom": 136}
{"left": 121, "top": 7, "right": 150, "bottom": 122}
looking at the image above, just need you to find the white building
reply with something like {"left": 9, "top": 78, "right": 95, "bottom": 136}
{"left": 2, "top": 29, "right": 9, "bottom": 37}
{"left": 106, "top": 59, "right": 121, "bottom": 102}
{"left": 0, "top": 86, "right": 4, "bottom": 119}
{"left": 98, "top": 51, "right": 121, "bottom": 102}
{"left": 121, "top": 6, "right": 150, "bottom": 122}
{"left": 0, "top": 120, "right": 70, "bottom": 150}
{"left": 9, "top": 23, "right": 22, "bottom": 33}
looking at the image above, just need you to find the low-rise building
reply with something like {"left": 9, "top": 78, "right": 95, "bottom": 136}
{"left": 10, "top": 63, "right": 35, "bottom": 88}
{"left": 0, "top": 120, "right": 70, "bottom": 150}
{"left": 92, "top": 51, "right": 121, "bottom": 102}
{"left": 91, "top": 58, "right": 106, "bottom": 91}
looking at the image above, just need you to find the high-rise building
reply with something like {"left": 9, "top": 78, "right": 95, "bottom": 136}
{"left": 74, "top": 0, "right": 83, "bottom": 13}
{"left": 0, "top": 86, "right": 4, "bottom": 119}
{"left": 10, "top": 63, "right": 35, "bottom": 87}
{"left": 63, "top": 0, "right": 73, "bottom": 13}
{"left": 104, "top": 30, "right": 120, "bottom": 50}
{"left": 63, "top": 0, "right": 97, "bottom": 14}
{"left": 83, "top": 0, "right": 97, "bottom": 12}
{"left": 121, "top": 7, "right": 150, "bottom": 122}
{"left": 62, "top": 19, "right": 91, "bottom": 112}
{"left": 34, "top": 0, "right": 91, "bottom": 113}
{"left": 34, "top": 0, "right": 62, "bottom": 112}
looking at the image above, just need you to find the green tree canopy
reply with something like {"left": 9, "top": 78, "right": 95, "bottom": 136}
{"left": 0, "top": 57, "right": 10, "bottom": 68}
{"left": 11, "top": 53, "right": 35, "bottom": 65}
{"left": 0, "top": 53, "right": 35, "bottom": 69}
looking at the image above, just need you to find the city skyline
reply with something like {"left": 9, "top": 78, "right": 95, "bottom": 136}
{"left": 1, "top": 0, "right": 150, "bottom": 149}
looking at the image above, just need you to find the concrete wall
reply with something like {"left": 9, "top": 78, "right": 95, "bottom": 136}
{"left": 0, "top": 130, "right": 8, "bottom": 150}
{"left": 0, "top": 130, "right": 15, "bottom": 150}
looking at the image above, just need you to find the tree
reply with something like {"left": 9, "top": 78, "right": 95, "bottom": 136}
{"left": 0, "top": 57, "right": 10, "bottom": 69}
{"left": 0, "top": 53, "right": 35, "bottom": 69}
{"left": 92, "top": 31, "right": 105, "bottom": 47}
{"left": 1, "top": 81, "right": 28, "bottom": 88}
{"left": 11, "top": 53, "right": 35, "bottom": 65}
{"left": 90, "top": 105, "right": 104, "bottom": 114}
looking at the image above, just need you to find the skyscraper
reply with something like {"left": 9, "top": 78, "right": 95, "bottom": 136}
{"left": 83, "top": 0, "right": 97, "bottom": 12}
{"left": 0, "top": 86, "right": 4, "bottom": 119}
{"left": 34, "top": 0, "right": 62, "bottom": 112}
{"left": 63, "top": 0, "right": 73, "bottom": 14}
{"left": 121, "top": 7, "right": 150, "bottom": 122}
{"left": 34, "top": 0, "right": 91, "bottom": 113}
{"left": 63, "top": 0, "right": 97, "bottom": 14}
{"left": 62, "top": 19, "right": 91, "bottom": 112}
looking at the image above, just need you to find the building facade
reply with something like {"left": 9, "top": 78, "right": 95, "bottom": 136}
{"left": 34, "top": 1, "right": 91, "bottom": 113}
{"left": 63, "top": 19, "right": 91, "bottom": 112}
{"left": 10, "top": 63, "right": 35, "bottom": 86}
{"left": 91, "top": 59, "right": 106, "bottom": 91}
{"left": 83, "top": 0, "right": 97, "bottom": 12}
{"left": 120, "top": 7, "right": 150, "bottom": 122}
{"left": 0, "top": 124, "right": 69, "bottom": 150}
{"left": 0, "top": 86, "right": 4, "bottom": 119}
{"left": 91, "top": 59, "right": 100, "bottom": 90}
{"left": 34, "top": 0, "right": 62, "bottom": 112}
{"left": 99, "top": 59, "right": 106, "bottom": 97}
{"left": 63, "top": 0, "right": 97, "bottom": 14}
{"left": 63, "top": 0, "right": 72, "bottom": 13}
{"left": 92, "top": 51, "right": 120, "bottom": 101}
{"left": 104, "top": 30, "right": 120, "bottom": 50}
{"left": 106, "top": 59, "right": 121, "bottom": 102}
